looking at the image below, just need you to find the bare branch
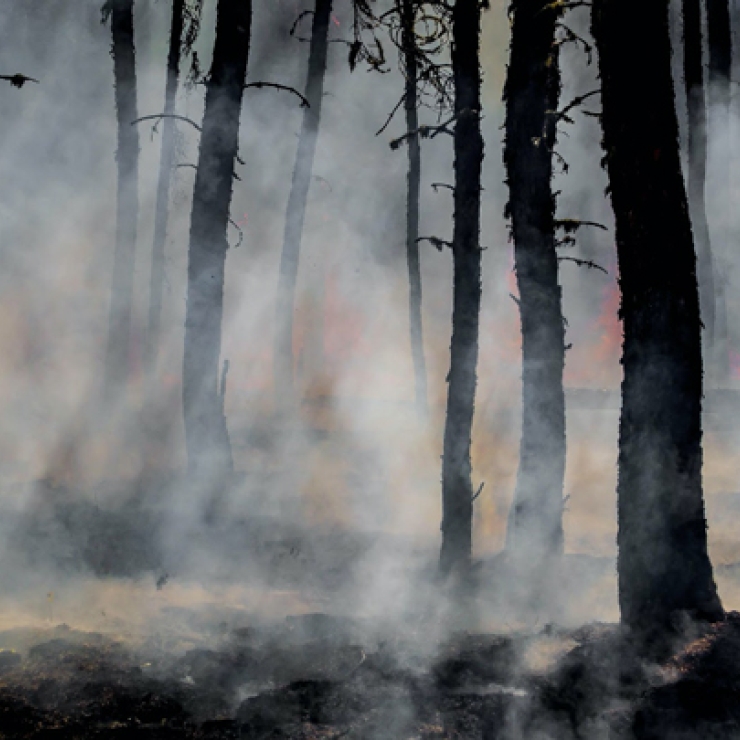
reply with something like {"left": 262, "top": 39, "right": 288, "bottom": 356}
{"left": 556, "top": 22, "right": 593, "bottom": 64}
{"left": 553, "top": 150, "right": 570, "bottom": 174}
{"left": 555, "top": 218, "right": 608, "bottom": 233}
{"left": 244, "top": 82, "right": 310, "bottom": 108}
{"left": 471, "top": 482, "right": 485, "bottom": 503}
{"left": 289, "top": 10, "right": 314, "bottom": 37}
{"left": 417, "top": 235, "right": 453, "bottom": 251}
{"left": 390, "top": 112, "right": 457, "bottom": 149}
{"left": 375, "top": 93, "right": 406, "bottom": 136}
{"left": 549, "top": 89, "right": 600, "bottom": 125}
{"left": 558, "top": 256, "right": 608, "bottom": 274}
{"left": 431, "top": 182, "right": 454, "bottom": 193}
{"left": 555, "top": 235, "right": 578, "bottom": 249}
{"left": 132, "top": 113, "right": 202, "bottom": 132}
{"left": 228, "top": 218, "right": 244, "bottom": 249}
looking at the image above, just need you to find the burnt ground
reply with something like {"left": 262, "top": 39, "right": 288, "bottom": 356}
{"left": 0, "top": 612, "right": 738, "bottom": 739}
{"left": 1, "top": 480, "right": 740, "bottom": 737}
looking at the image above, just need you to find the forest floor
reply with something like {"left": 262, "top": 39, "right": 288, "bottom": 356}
{"left": 1, "top": 479, "right": 740, "bottom": 738}
{"left": 0, "top": 611, "right": 739, "bottom": 738}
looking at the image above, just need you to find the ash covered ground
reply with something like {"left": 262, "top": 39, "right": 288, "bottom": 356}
{"left": 0, "top": 475, "right": 737, "bottom": 738}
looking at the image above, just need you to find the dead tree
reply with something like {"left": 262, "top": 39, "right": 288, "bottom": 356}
{"left": 592, "top": 0, "right": 723, "bottom": 635}
{"left": 400, "top": 0, "right": 428, "bottom": 417}
{"left": 706, "top": 0, "right": 731, "bottom": 383}
{"left": 145, "top": 0, "right": 186, "bottom": 374}
{"left": 359, "top": 0, "right": 453, "bottom": 418}
{"left": 102, "top": 0, "right": 140, "bottom": 402}
{"left": 273, "top": 0, "right": 332, "bottom": 415}
{"left": 439, "top": 0, "right": 484, "bottom": 579}
{"left": 503, "top": 0, "right": 566, "bottom": 567}
{"left": 683, "top": 0, "right": 716, "bottom": 357}
{"left": 182, "top": 0, "right": 251, "bottom": 476}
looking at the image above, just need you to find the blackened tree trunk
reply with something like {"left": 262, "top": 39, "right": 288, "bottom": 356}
{"left": 684, "top": 0, "right": 716, "bottom": 352}
{"left": 503, "top": 0, "right": 565, "bottom": 564}
{"left": 706, "top": 0, "right": 731, "bottom": 383}
{"left": 273, "top": 0, "right": 332, "bottom": 414}
{"left": 400, "top": 0, "right": 428, "bottom": 417}
{"left": 103, "top": 0, "right": 140, "bottom": 402}
{"left": 439, "top": 0, "right": 483, "bottom": 579}
{"left": 592, "top": 0, "right": 723, "bottom": 634}
{"left": 146, "top": 0, "right": 185, "bottom": 374}
{"left": 183, "top": 0, "right": 251, "bottom": 476}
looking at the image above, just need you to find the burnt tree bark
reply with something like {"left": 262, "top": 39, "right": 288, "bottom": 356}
{"left": 103, "top": 0, "right": 140, "bottom": 401}
{"left": 400, "top": 0, "right": 428, "bottom": 417}
{"left": 592, "top": 0, "right": 723, "bottom": 634}
{"left": 683, "top": 0, "right": 716, "bottom": 353}
{"left": 146, "top": 0, "right": 185, "bottom": 374}
{"left": 439, "top": 0, "right": 483, "bottom": 579}
{"left": 706, "top": 0, "right": 731, "bottom": 383}
{"left": 183, "top": 0, "right": 251, "bottom": 476}
{"left": 273, "top": 0, "right": 332, "bottom": 414}
{"left": 503, "top": 0, "right": 566, "bottom": 564}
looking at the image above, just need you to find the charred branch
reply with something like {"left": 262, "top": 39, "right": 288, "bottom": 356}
{"left": 557, "top": 256, "right": 608, "bottom": 274}
{"left": 417, "top": 235, "right": 453, "bottom": 251}
{"left": 389, "top": 112, "right": 457, "bottom": 148}
{"left": 132, "top": 113, "right": 202, "bottom": 132}
{"left": 244, "top": 82, "right": 310, "bottom": 108}
{"left": 375, "top": 92, "right": 406, "bottom": 135}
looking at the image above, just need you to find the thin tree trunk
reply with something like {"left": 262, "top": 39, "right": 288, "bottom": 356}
{"left": 684, "top": 0, "right": 716, "bottom": 354}
{"left": 439, "top": 0, "right": 483, "bottom": 579}
{"left": 104, "top": 0, "right": 140, "bottom": 402}
{"left": 503, "top": 0, "right": 566, "bottom": 565}
{"left": 592, "top": 0, "right": 723, "bottom": 635}
{"left": 706, "top": 0, "right": 732, "bottom": 384}
{"left": 273, "top": 0, "right": 332, "bottom": 415}
{"left": 183, "top": 0, "right": 251, "bottom": 476}
{"left": 400, "top": 0, "right": 428, "bottom": 417}
{"left": 146, "top": 0, "right": 185, "bottom": 374}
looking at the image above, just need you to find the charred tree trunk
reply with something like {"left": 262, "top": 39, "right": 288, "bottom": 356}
{"left": 684, "top": 0, "right": 716, "bottom": 353}
{"left": 183, "top": 0, "right": 251, "bottom": 476}
{"left": 592, "top": 0, "right": 723, "bottom": 634}
{"left": 103, "top": 0, "right": 140, "bottom": 402}
{"left": 439, "top": 0, "right": 483, "bottom": 579}
{"left": 503, "top": 0, "right": 566, "bottom": 565}
{"left": 400, "top": 0, "right": 428, "bottom": 417}
{"left": 273, "top": 0, "right": 332, "bottom": 415}
{"left": 706, "top": 0, "right": 732, "bottom": 383}
{"left": 146, "top": 0, "right": 185, "bottom": 374}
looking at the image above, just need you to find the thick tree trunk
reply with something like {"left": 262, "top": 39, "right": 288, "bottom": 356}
{"left": 146, "top": 0, "right": 185, "bottom": 374}
{"left": 592, "top": 0, "right": 723, "bottom": 634}
{"left": 104, "top": 0, "right": 140, "bottom": 402}
{"left": 439, "top": 0, "right": 483, "bottom": 579}
{"left": 706, "top": 0, "right": 732, "bottom": 383}
{"left": 683, "top": 0, "right": 716, "bottom": 354}
{"left": 273, "top": 0, "right": 332, "bottom": 415}
{"left": 503, "top": 0, "right": 566, "bottom": 564}
{"left": 183, "top": 0, "right": 251, "bottom": 476}
{"left": 400, "top": 0, "right": 428, "bottom": 417}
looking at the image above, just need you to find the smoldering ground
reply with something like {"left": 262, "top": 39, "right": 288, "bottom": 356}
{"left": 0, "top": 0, "right": 739, "bottom": 738}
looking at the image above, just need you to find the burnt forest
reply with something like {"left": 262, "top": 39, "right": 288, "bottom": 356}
{"left": 1, "top": 0, "right": 740, "bottom": 737}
